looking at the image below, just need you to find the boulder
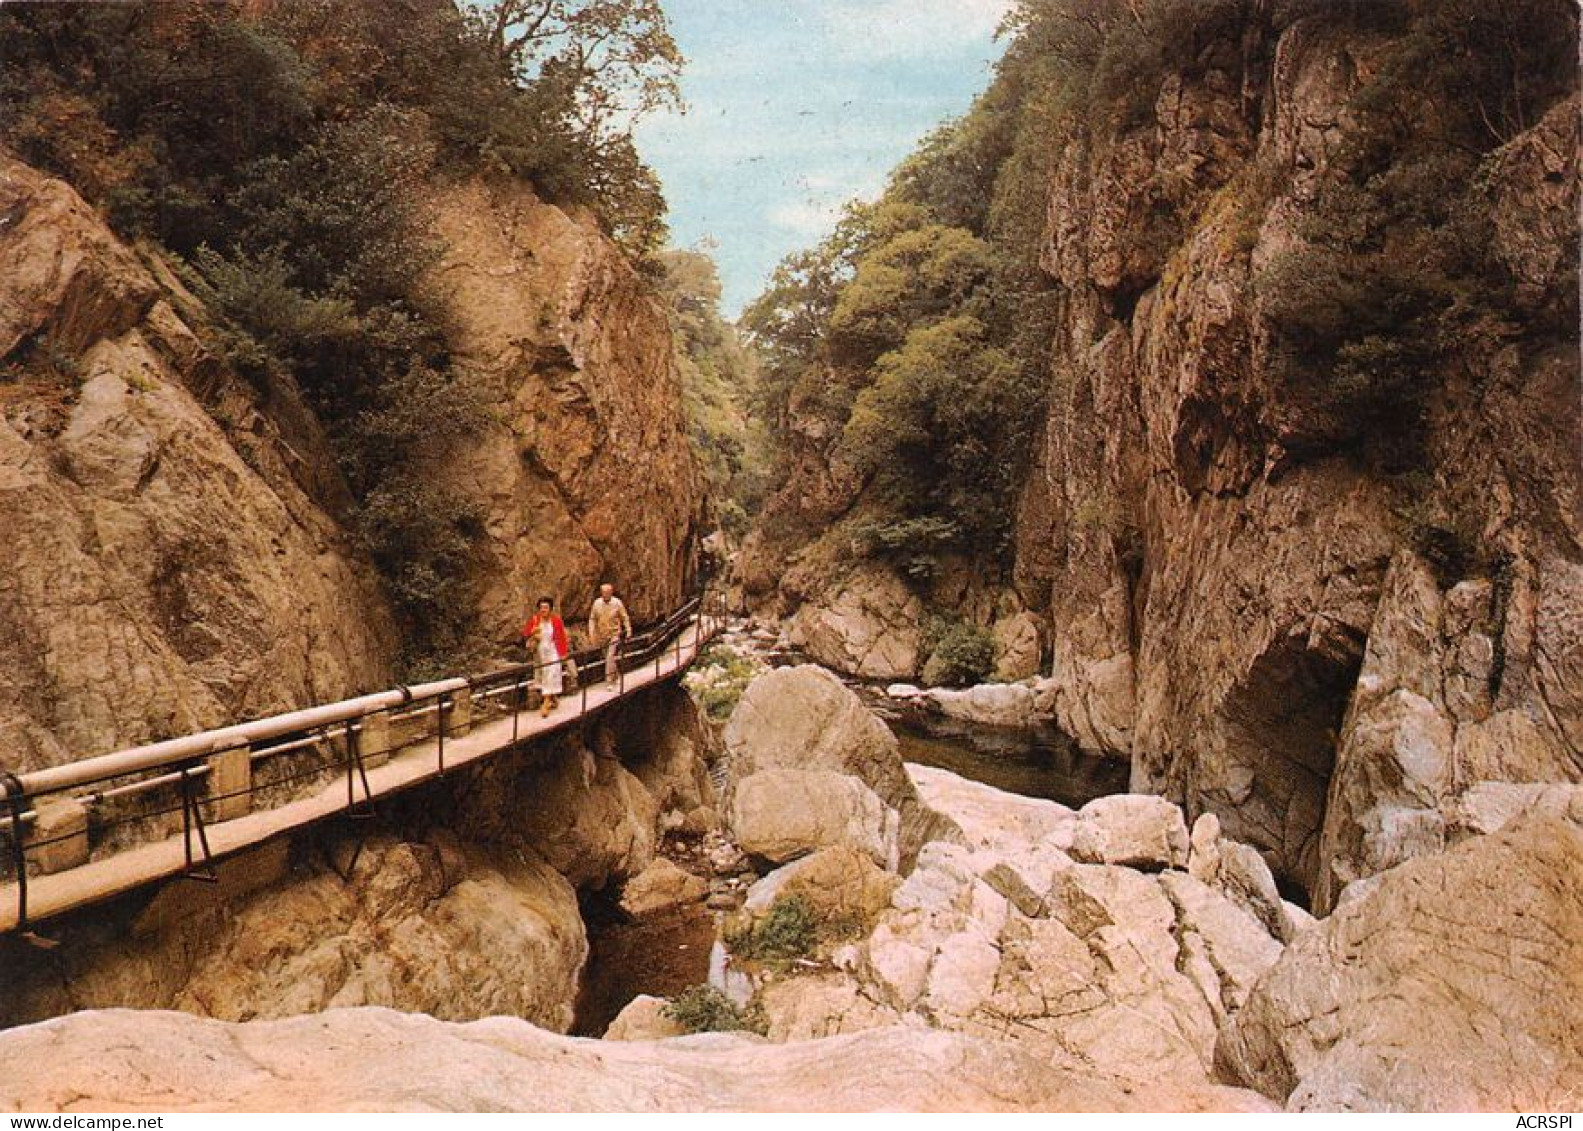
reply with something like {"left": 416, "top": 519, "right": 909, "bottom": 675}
{"left": 619, "top": 858, "right": 708, "bottom": 917}
{"left": 757, "top": 971, "right": 900, "bottom": 1042}
{"left": 1071, "top": 794, "right": 1190, "bottom": 870}
{"left": 724, "top": 665, "right": 914, "bottom": 812}
{"left": 907, "top": 764, "right": 1074, "bottom": 862}
{"left": 742, "top": 846, "right": 900, "bottom": 928}
{"left": 730, "top": 770, "right": 899, "bottom": 869}
{"left": 1157, "top": 872, "right": 1284, "bottom": 1016}
{"left": 784, "top": 569, "right": 928, "bottom": 680}
{"left": 991, "top": 611, "right": 1043, "bottom": 682}
{"left": 1448, "top": 780, "right": 1583, "bottom": 838}
{"left": 922, "top": 683, "right": 1038, "bottom": 728}
{"left": 0, "top": 1008, "right": 1274, "bottom": 1112}
{"left": 1218, "top": 818, "right": 1583, "bottom": 1111}
{"left": 603, "top": 995, "right": 685, "bottom": 1041}
{"left": 725, "top": 664, "right": 943, "bottom": 866}
{"left": 1188, "top": 812, "right": 1308, "bottom": 943}
{"left": 1186, "top": 811, "right": 1224, "bottom": 883}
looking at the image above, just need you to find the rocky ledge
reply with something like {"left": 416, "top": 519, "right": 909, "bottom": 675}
{"left": 0, "top": 1007, "right": 1267, "bottom": 1113}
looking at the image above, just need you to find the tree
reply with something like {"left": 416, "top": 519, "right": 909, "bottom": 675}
{"left": 468, "top": 0, "right": 682, "bottom": 143}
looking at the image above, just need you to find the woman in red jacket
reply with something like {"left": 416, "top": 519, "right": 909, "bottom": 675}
{"left": 522, "top": 596, "right": 570, "bottom": 716}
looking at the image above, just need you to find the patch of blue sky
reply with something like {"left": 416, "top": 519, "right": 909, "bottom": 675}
{"left": 634, "top": 0, "right": 1011, "bottom": 316}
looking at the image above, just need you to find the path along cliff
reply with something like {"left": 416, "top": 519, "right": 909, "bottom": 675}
{"left": 0, "top": 144, "right": 702, "bottom": 775}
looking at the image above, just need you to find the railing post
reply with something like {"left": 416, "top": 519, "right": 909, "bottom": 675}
{"left": 361, "top": 710, "right": 392, "bottom": 769}
{"left": 449, "top": 687, "right": 473, "bottom": 737}
{"left": 206, "top": 742, "right": 251, "bottom": 823}
{"left": 28, "top": 797, "right": 89, "bottom": 874}
{"left": 177, "top": 765, "right": 216, "bottom": 883}
{"left": 436, "top": 692, "right": 448, "bottom": 776}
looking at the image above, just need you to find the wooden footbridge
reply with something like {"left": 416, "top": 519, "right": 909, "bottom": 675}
{"left": 0, "top": 591, "right": 727, "bottom": 937}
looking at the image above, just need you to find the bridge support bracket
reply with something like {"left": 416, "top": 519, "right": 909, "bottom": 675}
{"left": 178, "top": 766, "right": 218, "bottom": 884}
{"left": 345, "top": 722, "right": 377, "bottom": 821}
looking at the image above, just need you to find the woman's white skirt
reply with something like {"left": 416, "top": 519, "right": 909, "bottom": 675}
{"left": 538, "top": 642, "right": 564, "bottom": 696}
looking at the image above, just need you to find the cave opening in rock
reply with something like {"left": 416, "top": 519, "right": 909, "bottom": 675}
{"left": 1213, "top": 634, "right": 1362, "bottom": 902}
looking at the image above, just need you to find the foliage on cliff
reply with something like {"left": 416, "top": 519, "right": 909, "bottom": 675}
{"left": 743, "top": 0, "right": 1578, "bottom": 588}
{"left": 0, "top": 0, "right": 680, "bottom": 671}
{"left": 742, "top": 60, "right": 1057, "bottom": 580}
{"left": 655, "top": 248, "right": 771, "bottom": 539}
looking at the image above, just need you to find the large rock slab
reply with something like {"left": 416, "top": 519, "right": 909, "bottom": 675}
{"left": 922, "top": 683, "right": 1038, "bottom": 728}
{"left": 1218, "top": 817, "right": 1583, "bottom": 1111}
{"left": 0, "top": 835, "right": 587, "bottom": 1033}
{"left": 907, "top": 763, "right": 1073, "bottom": 879}
{"left": 0, "top": 1008, "right": 1275, "bottom": 1112}
{"left": 730, "top": 769, "right": 899, "bottom": 869}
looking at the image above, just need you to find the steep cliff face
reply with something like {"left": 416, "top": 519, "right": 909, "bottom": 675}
{"left": 0, "top": 148, "right": 703, "bottom": 768}
{"left": 744, "top": 5, "right": 1579, "bottom": 909}
{"left": 1014, "top": 17, "right": 1580, "bottom": 905}
{"left": 0, "top": 150, "right": 398, "bottom": 771}
{"left": 425, "top": 176, "right": 704, "bottom": 637}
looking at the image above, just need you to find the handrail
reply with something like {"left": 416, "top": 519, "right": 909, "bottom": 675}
{"left": 0, "top": 586, "right": 729, "bottom": 932}
{"left": 8, "top": 592, "right": 707, "bottom": 799}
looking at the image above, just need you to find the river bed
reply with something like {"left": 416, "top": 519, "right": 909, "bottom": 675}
{"left": 572, "top": 650, "right": 1130, "bottom": 1035}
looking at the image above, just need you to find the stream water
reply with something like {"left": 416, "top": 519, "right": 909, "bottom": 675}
{"left": 572, "top": 893, "right": 718, "bottom": 1037}
{"left": 886, "top": 712, "right": 1131, "bottom": 808}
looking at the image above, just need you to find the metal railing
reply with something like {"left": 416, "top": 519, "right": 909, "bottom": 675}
{"left": 0, "top": 587, "right": 730, "bottom": 934}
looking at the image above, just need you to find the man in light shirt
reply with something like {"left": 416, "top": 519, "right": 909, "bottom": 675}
{"left": 588, "top": 583, "right": 634, "bottom": 685}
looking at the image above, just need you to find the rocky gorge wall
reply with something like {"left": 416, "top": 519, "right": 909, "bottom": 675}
{"left": 0, "top": 144, "right": 703, "bottom": 772}
{"left": 0, "top": 149, "right": 397, "bottom": 772}
{"left": 745, "top": 10, "right": 1581, "bottom": 911}
{"left": 1015, "top": 20, "right": 1581, "bottom": 909}
{"left": 423, "top": 176, "right": 705, "bottom": 639}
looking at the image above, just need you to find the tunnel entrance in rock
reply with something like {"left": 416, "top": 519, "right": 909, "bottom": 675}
{"left": 1214, "top": 634, "right": 1361, "bottom": 902}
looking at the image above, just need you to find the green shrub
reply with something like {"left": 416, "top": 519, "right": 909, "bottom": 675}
{"left": 661, "top": 985, "right": 765, "bottom": 1035}
{"left": 726, "top": 896, "right": 819, "bottom": 963}
{"left": 846, "top": 516, "right": 960, "bottom": 582}
{"left": 921, "top": 621, "right": 996, "bottom": 688}
{"left": 683, "top": 646, "right": 761, "bottom": 721}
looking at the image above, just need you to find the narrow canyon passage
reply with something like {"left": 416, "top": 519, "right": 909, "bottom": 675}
{"left": 0, "top": 0, "right": 1577, "bottom": 1114}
